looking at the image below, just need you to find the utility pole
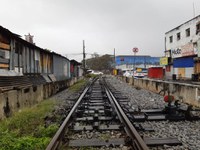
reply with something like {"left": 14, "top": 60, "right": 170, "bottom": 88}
{"left": 114, "top": 48, "right": 116, "bottom": 68}
{"left": 83, "top": 40, "right": 86, "bottom": 75}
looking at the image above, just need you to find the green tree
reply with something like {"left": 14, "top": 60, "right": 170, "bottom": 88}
{"left": 85, "top": 54, "right": 113, "bottom": 72}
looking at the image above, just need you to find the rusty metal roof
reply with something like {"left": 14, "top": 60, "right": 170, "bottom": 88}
{"left": 0, "top": 25, "right": 51, "bottom": 53}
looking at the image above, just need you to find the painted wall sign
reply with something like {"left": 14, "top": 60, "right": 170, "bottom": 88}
{"left": 171, "top": 48, "right": 182, "bottom": 58}
{"left": 172, "top": 43, "right": 196, "bottom": 58}
{"left": 181, "top": 43, "right": 194, "bottom": 57}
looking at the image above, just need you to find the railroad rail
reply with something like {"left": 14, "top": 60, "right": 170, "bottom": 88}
{"left": 46, "top": 78, "right": 97, "bottom": 150}
{"left": 46, "top": 77, "right": 149, "bottom": 150}
{"left": 103, "top": 79, "right": 148, "bottom": 150}
{"left": 46, "top": 76, "right": 197, "bottom": 149}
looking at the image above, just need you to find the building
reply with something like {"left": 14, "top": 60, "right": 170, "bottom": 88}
{"left": 115, "top": 55, "right": 160, "bottom": 70}
{"left": 0, "top": 25, "right": 71, "bottom": 80}
{"left": 70, "top": 59, "right": 82, "bottom": 78}
{"left": 165, "top": 15, "right": 200, "bottom": 80}
{"left": 0, "top": 25, "right": 83, "bottom": 119}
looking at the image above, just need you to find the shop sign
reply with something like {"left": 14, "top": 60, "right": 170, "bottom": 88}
{"left": 171, "top": 48, "right": 182, "bottom": 58}
{"left": 181, "top": 43, "right": 194, "bottom": 57}
{"left": 160, "top": 57, "right": 168, "bottom": 65}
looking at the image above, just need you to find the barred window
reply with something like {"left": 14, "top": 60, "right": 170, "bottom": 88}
{"left": 177, "top": 32, "right": 181, "bottom": 41}
{"left": 169, "top": 36, "right": 173, "bottom": 43}
{"left": 196, "top": 23, "right": 200, "bottom": 34}
{"left": 185, "top": 28, "right": 190, "bottom": 37}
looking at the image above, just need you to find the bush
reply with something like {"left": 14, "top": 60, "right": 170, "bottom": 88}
{"left": 0, "top": 133, "right": 50, "bottom": 150}
{"left": 34, "top": 124, "right": 59, "bottom": 138}
{"left": 0, "top": 99, "right": 58, "bottom": 149}
{"left": 69, "top": 79, "right": 87, "bottom": 92}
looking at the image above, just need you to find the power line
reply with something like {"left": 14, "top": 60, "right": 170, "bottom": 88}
{"left": 66, "top": 52, "right": 112, "bottom": 57}
{"left": 66, "top": 53, "right": 83, "bottom": 55}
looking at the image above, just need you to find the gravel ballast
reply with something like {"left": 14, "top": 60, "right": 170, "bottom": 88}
{"left": 105, "top": 75, "right": 200, "bottom": 150}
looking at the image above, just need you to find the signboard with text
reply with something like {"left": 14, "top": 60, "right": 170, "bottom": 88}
{"left": 171, "top": 48, "right": 182, "bottom": 58}
{"left": 171, "top": 43, "right": 196, "bottom": 58}
{"left": 181, "top": 43, "right": 194, "bottom": 57}
{"left": 160, "top": 57, "right": 168, "bottom": 65}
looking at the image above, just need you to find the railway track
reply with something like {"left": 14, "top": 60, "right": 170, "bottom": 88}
{"left": 46, "top": 76, "right": 200, "bottom": 150}
{"left": 46, "top": 77, "right": 149, "bottom": 150}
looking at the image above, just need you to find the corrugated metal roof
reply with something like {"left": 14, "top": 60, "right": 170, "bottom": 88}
{"left": 70, "top": 59, "right": 81, "bottom": 65}
{"left": 0, "top": 25, "right": 74, "bottom": 62}
{"left": 0, "top": 25, "right": 54, "bottom": 54}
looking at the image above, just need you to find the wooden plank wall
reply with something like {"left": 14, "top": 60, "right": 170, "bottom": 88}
{"left": 0, "top": 42, "right": 10, "bottom": 50}
{"left": 194, "top": 62, "right": 200, "bottom": 74}
{"left": 0, "top": 36, "right": 10, "bottom": 69}
{"left": 0, "top": 41, "right": 10, "bottom": 69}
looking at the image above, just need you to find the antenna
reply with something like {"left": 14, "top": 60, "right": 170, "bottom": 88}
{"left": 114, "top": 48, "right": 116, "bottom": 68}
{"left": 193, "top": 2, "right": 196, "bottom": 18}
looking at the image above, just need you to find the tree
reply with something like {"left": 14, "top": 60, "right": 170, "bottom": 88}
{"left": 85, "top": 54, "right": 113, "bottom": 72}
{"left": 91, "top": 52, "right": 99, "bottom": 58}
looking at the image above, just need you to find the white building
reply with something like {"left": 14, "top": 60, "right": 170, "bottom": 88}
{"left": 165, "top": 15, "right": 200, "bottom": 80}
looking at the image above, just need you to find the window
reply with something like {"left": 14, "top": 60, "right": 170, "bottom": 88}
{"left": 15, "top": 42, "right": 23, "bottom": 54}
{"left": 196, "top": 23, "right": 200, "bottom": 34}
{"left": 177, "top": 32, "right": 181, "bottom": 41}
{"left": 186, "top": 28, "right": 190, "bottom": 37}
{"left": 169, "top": 36, "right": 173, "bottom": 43}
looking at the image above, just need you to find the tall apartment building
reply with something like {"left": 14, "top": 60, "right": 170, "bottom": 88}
{"left": 165, "top": 15, "right": 200, "bottom": 80}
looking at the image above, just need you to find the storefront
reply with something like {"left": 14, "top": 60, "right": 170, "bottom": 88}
{"left": 173, "top": 57, "right": 194, "bottom": 79}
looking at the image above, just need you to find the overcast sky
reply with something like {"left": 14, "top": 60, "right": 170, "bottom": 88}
{"left": 1, "top": 0, "right": 200, "bottom": 61}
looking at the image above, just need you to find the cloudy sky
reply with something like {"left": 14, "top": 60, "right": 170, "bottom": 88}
{"left": 1, "top": 0, "right": 200, "bottom": 61}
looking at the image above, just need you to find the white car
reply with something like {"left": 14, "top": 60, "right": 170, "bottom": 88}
{"left": 91, "top": 71, "right": 103, "bottom": 75}
{"left": 133, "top": 69, "right": 147, "bottom": 78}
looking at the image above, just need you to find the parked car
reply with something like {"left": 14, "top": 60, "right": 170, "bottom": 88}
{"left": 90, "top": 70, "right": 103, "bottom": 75}
{"left": 134, "top": 68, "right": 147, "bottom": 78}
